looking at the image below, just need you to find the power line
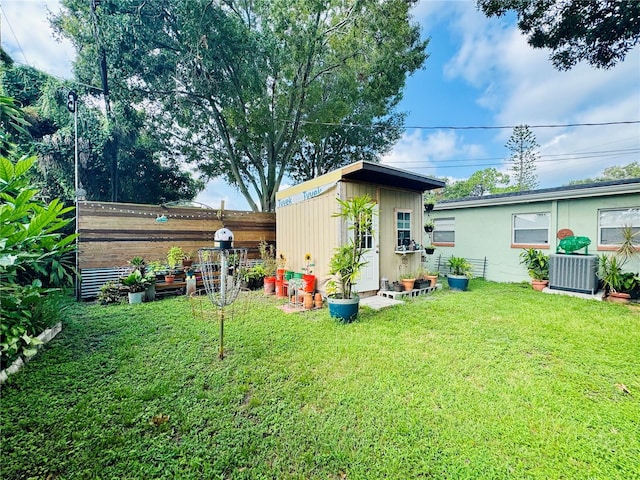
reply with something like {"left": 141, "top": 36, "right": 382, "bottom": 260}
{"left": 0, "top": 3, "right": 30, "bottom": 68}
{"left": 386, "top": 149, "right": 640, "bottom": 169}
{"left": 297, "top": 119, "right": 640, "bottom": 130}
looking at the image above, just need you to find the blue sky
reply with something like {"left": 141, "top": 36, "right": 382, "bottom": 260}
{"left": 2, "top": 1, "right": 639, "bottom": 210}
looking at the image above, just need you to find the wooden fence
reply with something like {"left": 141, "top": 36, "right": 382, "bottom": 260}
{"left": 78, "top": 201, "right": 276, "bottom": 269}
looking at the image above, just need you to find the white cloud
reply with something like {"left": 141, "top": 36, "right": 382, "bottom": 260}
{"left": 1, "top": 0, "right": 75, "bottom": 79}
{"left": 431, "top": 1, "right": 640, "bottom": 187}
{"left": 382, "top": 129, "right": 487, "bottom": 178}
{"left": 195, "top": 178, "right": 251, "bottom": 211}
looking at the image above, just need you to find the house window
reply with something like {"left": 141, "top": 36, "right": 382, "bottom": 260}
{"left": 512, "top": 213, "right": 549, "bottom": 246}
{"left": 433, "top": 217, "right": 455, "bottom": 244}
{"left": 599, "top": 208, "right": 640, "bottom": 246}
{"left": 396, "top": 210, "right": 412, "bottom": 247}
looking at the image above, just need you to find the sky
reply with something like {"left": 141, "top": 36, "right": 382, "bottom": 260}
{"left": 2, "top": 0, "right": 639, "bottom": 211}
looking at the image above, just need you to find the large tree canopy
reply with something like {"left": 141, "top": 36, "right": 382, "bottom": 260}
{"left": 477, "top": 0, "right": 640, "bottom": 70}
{"left": 441, "top": 168, "right": 513, "bottom": 200}
{"left": 1, "top": 62, "right": 202, "bottom": 203}
{"left": 568, "top": 162, "right": 640, "bottom": 185}
{"left": 53, "top": 0, "right": 427, "bottom": 211}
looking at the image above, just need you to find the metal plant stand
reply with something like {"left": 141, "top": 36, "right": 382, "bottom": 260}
{"left": 198, "top": 247, "right": 248, "bottom": 359}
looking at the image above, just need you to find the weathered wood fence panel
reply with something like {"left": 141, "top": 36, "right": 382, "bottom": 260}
{"left": 78, "top": 201, "right": 275, "bottom": 269}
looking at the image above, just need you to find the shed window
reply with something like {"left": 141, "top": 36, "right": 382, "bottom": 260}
{"left": 433, "top": 217, "right": 455, "bottom": 244}
{"left": 396, "top": 210, "right": 412, "bottom": 247}
{"left": 599, "top": 208, "right": 640, "bottom": 246}
{"left": 512, "top": 213, "right": 549, "bottom": 246}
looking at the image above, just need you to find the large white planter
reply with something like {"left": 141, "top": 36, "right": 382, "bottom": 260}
{"left": 128, "top": 291, "right": 145, "bottom": 304}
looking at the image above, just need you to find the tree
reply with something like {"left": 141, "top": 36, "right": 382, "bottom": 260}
{"left": 1, "top": 63, "right": 203, "bottom": 204}
{"left": 442, "top": 168, "right": 512, "bottom": 200}
{"left": 568, "top": 162, "right": 640, "bottom": 185}
{"left": 506, "top": 125, "right": 539, "bottom": 191}
{"left": 477, "top": 0, "right": 640, "bottom": 70}
{"left": 52, "top": 0, "right": 427, "bottom": 211}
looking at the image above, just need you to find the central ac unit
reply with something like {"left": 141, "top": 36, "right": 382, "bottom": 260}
{"left": 549, "top": 254, "right": 598, "bottom": 294}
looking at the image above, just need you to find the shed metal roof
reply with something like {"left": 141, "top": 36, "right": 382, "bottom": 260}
{"left": 341, "top": 161, "right": 445, "bottom": 192}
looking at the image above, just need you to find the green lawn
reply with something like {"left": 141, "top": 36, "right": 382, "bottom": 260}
{"left": 1, "top": 281, "right": 639, "bottom": 479}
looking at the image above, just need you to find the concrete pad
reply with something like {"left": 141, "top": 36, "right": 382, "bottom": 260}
{"left": 542, "top": 287, "right": 603, "bottom": 301}
{"left": 360, "top": 295, "right": 404, "bottom": 310}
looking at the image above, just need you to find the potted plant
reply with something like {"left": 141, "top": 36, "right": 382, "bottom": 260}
{"left": 259, "top": 239, "right": 277, "bottom": 294}
{"left": 424, "top": 220, "right": 435, "bottom": 233}
{"left": 597, "top": 225, "right": 639, "bottom": 303}
{"left": 424, "top": 194, "right": 436, "bottom": 213}
{"left": 119, "top": 270, "right": 148, "bottom": 304}
{"left": 414, "top": 266, "right": 437, "bottom": 288}
{"left": 424, "top": 244, "right": 436, "bottom": 255}
{"left": 128, "top": 256, "right": 146, "bottom": 275}
{"left": 182, "top": 251, "right": 195, "bottom": 268}
{"left": 400, "top": 272, "right": 416, "bottom": 291}
{"left": 598, "top": 255, "right": 632, "bottom": 303}
{"left": 446, "top": 256, "right": 473, "bottom": 291}
{"left": 519, "top": 248, "right": 549, "bottom": 291}
{"left": 327, "top": 194, "right": 376, "bottom": 323}
{"left": 166, "top": 246, "right": 184, "bottom": 283}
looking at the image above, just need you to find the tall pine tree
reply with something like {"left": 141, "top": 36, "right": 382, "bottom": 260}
{"left": 506, "top": 125, "right": 539, "bottom": 191}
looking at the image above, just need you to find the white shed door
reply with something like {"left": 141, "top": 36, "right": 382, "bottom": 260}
{"left": 354, "top": 205, "right": 379, "bottom": 293}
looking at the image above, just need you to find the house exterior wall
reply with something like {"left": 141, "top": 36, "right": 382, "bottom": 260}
{"left": 427, "top": 191, "right": 639, "bottom": 283}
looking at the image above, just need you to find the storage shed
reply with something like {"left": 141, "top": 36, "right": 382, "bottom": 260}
{"left": 276, "top": 161, "right": 445, "bottom": 294}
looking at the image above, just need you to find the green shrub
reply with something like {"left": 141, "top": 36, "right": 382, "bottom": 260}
{"left": 0, "top": 153, "right": 77, "bottom": 367}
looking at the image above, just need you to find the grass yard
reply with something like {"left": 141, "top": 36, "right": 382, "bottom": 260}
{"left": 1, "top": 280, "right": 639, "bottom": 479}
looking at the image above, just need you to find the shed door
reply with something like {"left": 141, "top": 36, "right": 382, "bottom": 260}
{"left": 354, "top": 205, "right": 379, "bottom": 293}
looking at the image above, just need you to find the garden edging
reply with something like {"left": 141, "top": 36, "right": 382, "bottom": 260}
{"left": 0, "top": 322, "right": 63, "bottom": 385}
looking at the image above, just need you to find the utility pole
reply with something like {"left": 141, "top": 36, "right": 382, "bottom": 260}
{"left": 90, "top": 0, "right": 118, "bottom": 201}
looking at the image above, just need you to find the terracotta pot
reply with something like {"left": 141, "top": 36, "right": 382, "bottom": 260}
{"left": 426, "top": 275, "right": 438, "bottom": 287}
{"left": 607, "top": 292, "right": 631, "bottom": 304}
{"left": 314, "top": 292, "right": 323, "bottom": 308}
{"left": 304, "top": 293, "right": 313, "bottom": 309}
{"left": 531, "top": 279, "right": 549, "bottom": 291}
{"left": 164, "top": 274, "right": 175, "bottom": 284}
{"left": 401, "top": 278, "right": 415, "bottom": 291}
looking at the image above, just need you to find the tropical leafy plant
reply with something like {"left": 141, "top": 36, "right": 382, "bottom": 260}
{"left": 97, "top": 280, "right": 124, "bottom": 305}
{"left": 519, "top": 248, "right": 549, "bottom": 281}
{"left": 0, "top": 149, "right": 77, "bottom": 367}
{"left": 119, "top": 270, "right": 148, "bottom": 293}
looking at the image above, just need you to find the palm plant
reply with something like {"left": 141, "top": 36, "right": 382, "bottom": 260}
{"left": 328, "top": 194, "right": 375, "bottom": 299}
